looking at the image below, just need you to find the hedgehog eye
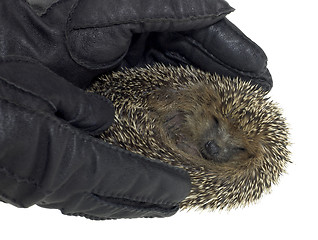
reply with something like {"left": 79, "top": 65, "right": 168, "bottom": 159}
{"left": 213, "top": 116, "right": 219, "bottom": 126}
{"left": 235, "top": 147, "right": 246, "bottom": 152}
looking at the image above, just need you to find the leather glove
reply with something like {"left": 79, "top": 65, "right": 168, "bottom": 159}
{"left": 0, "top": 57, "right": 191, "bottom": 220}
{"left": 0, "top": 0, "right": 271, "bottom": 91}
{"left": 0, "top": 0, "right": 272, "bottom": 220}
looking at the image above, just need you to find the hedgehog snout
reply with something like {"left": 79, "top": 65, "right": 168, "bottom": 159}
{"left": 200, "top": 140, "right": 226, "bottom": 163}
{"left": 205, "top": 140, "right": 220, "bottom": 156}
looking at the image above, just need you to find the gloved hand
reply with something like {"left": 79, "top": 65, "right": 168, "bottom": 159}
{"left": 0, "top": 0, "right": 272, "bottom": 220}
{"left": 0, "top": 0, "right": 271, "bottom": 90}
{"left": 0, "top": 57, "right": 191, "bottom": 220}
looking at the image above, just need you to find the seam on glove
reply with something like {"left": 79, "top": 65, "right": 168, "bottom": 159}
{"left": 0, "top": 57, "right": 61, "bottom": 112}
{"left": 66, "top": 208, "right": 175, "bottom": 220}
{"left": 177, "top": 32, "right": 268, "bottom": 77}
{"left": 93, "top": 191, "right": 177, "bottom": 207}
{"left": 0, "top": 57, "right": 115, "bottom": 123}
{"left": 65, "top": 1, "right": 233, "bottom": 69}
{"left": 1, "top": 56, "right": 113, "bottom": 106}
{"left": 0, "top": 76, "right": 57, "bottom": 113}
{"left": 0, "top": 165, "right": 53, "bottom": 197}
{"left": 0, "top": 166, "right": 41, "bottom": 187}
{"left": 61, "top": 193, "right": 178, "bottom": 220}
{"left": 64, "top": 212, "right": 107, "bottom": 220}
{"left": 68, "top": 5, "right": 232, "bottom": 30}
{"left": 0, "top": 192, "right": 25, "bottom": 208}
{"left": 90, "top": 193, "right": 177, "bottom": 211}
{"left": 2, "top": 99, "right": 189, "bottom": 206}
{"left": 40, "top": 0, "right": 70, "bottom": 17}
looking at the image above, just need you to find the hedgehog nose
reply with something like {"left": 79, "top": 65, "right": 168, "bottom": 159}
{"left": 205, "top": 140, "right": 220, "bottom": 156}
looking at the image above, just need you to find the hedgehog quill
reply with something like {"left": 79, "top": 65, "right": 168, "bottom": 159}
{"left": 88, "top": 64, "right": 290, "bottom": 211}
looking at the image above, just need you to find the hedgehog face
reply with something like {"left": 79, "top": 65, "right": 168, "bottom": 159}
{"left": 162, "top": 109, "right": 249, "bottom": 164}
{"left": 198, "top": 116, "right": 248, "bottom": 163}
{"left": 150, "top": 83, "right": 255, "bottom": 168}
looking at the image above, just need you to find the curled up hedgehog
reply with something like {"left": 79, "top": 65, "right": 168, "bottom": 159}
{"left": 87, "top": 64, "right": 290, "bottom": 211}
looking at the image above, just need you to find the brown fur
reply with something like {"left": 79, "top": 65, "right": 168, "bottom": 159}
{"left": 87, "top": 64, "right": 290, "bottom": 210}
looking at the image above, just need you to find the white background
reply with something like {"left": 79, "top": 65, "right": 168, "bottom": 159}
{"left": 1, "top": 0, "right": 317, "bottom": 239}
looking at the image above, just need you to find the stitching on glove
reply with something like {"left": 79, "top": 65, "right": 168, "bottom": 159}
{"left": 61, "top": 193, "right": 177, "bottom": 220}
{"left": 0, "top": 192, "right": 25, "bottom": 208}
{"left": 2, "top": 99, "right": 189, "bottom": 206}
{"left": 1, "top": 57, "right": 114, "bottom": 108}
{"left": 89, "top": 193, "right": 177, "bottom": 211}
{"left": 0, "top": 76, "right": 57, "bottom": 113}
{"left": 0, "top": 57, "right": 61, "bottom": 112}
{"left": 65, "top": 212, "right": 107, "bottom": 220}
{"left": 0, "top": 57, "right": 115, "bottom": 118}
{"left": 0, "top": 166, "right": 39, "bottom": 187}
{"left": 65, "top": 0, "right": 232, "bottom": 69}
{"left": 68, "top": 6, "right": 232, "bottom": 30}
{"left": 0, "top": 166, "right": 52, "bottom": 195}
{"left": 93, "top": 191, "right": 177, "bottom": 207}
{"left": 177, "top": 32, "right": 268, "bottom": 78}
{"left": 40, "top": 0, "right": 70, "bottom": 17}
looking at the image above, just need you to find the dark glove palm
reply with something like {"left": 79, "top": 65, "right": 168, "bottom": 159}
{"left": 0, "top": 58, "right": 190, "bottom": 219}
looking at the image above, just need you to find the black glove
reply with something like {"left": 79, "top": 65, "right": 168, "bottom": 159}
{"left": 0, "top": 0, "right": 272, "bottom": 220}
{"left": 0, "top": 57, "right": 191, "bottom": 219}
{"left": 0, "top": 0, "right": 271, "bottom": 90}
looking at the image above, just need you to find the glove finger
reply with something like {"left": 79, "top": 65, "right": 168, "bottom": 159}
{"left": 0, "top": 56, "right": 114, "bottom": 134}
{"left": 40, "top": 113, "right": 191, "bottom": 212}
{"left": 152, "top": 18, "right": 273, "bottom": 91}
{"left": 1, "top": 100, "right": 190, "bottom": 214}
{"left": 183, "top": 18, "right": 268, "bottom": 73}
{"left": 66, "top": 0, "right": 234, "bottom": 69}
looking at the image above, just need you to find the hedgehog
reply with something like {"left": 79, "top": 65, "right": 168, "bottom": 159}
{"left": 87, "top": 64, "right": 290, "bottom": 211}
